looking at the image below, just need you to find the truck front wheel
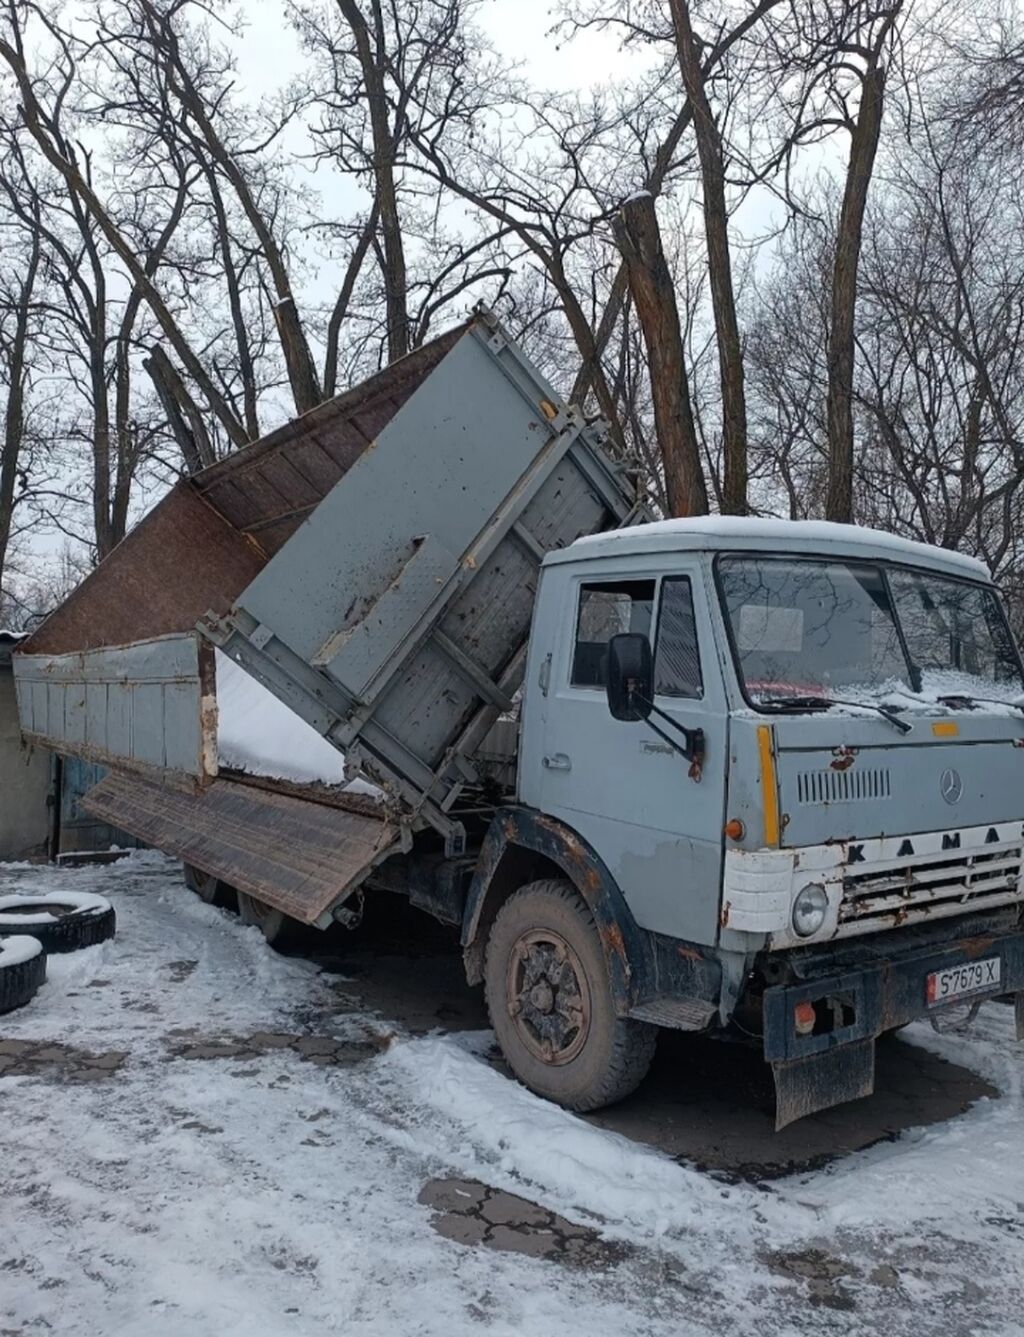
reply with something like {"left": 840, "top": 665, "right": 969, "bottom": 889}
{"left": 484, "top": 879, "right": 656, "bottom": 1111}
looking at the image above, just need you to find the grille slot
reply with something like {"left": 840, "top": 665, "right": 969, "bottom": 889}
{"left": 796, "top": 767, "right": 891, "bottom": 805}
{"left": 840, "top": 842, "right": 1024, "bottom": 927}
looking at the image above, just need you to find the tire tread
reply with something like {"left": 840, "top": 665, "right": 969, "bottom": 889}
{"left": 0, "top": 942, "right": 47, "bottom": 1014}
{"left": 485, "top": 878, "right": 656, "bottom": 1111}
{"left": 19, "top": 905, "right": 116, "bottom": 955}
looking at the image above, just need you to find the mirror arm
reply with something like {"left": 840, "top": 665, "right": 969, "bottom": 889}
{"left": 632, "top": 693, "right": 705, "bottom": 765}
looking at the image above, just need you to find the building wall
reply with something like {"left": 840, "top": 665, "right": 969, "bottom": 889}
{"left": 0, "top": 666, "right": 51, "bottom": 860}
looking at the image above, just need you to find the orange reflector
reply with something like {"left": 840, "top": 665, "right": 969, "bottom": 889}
{"left": 932, "top": 721, "right": 958, "bottom": 738}
{"left": 794, "top": 1001, "right": 816, "bottom": 1035}
{"left": 724, "top": 819, "right": 745, "bottom": 841}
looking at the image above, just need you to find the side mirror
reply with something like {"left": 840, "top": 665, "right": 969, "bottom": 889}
{"left": 606, "top": 633, "right": 653, "bottom": 722}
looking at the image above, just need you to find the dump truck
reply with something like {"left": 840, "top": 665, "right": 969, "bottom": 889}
{"left": 15, "top": 309, "right": 1024, "bottom": 1126}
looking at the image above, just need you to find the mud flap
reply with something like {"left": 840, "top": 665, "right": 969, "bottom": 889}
{"left": 771, "top": 1038, "right": 875, "bottom": 1131}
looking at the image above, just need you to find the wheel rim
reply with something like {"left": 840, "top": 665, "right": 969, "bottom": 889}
{"left": 506, "top": 928, "right": 591, "bottom": 1066}
{"left": 243, "top": 893, "right": 273, "bottom": 924}
{"left": 193, "top": 871, "right": 216, "bottom": 901}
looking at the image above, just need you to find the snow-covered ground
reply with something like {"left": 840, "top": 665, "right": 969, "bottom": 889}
{"left": 1, "top": 852, "right": 1023, "bottom": 1336}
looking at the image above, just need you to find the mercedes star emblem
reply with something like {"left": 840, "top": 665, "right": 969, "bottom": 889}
{"left": 939, "top": 767, "right": 963, "bottom": 804}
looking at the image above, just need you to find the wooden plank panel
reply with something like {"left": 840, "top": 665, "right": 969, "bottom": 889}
{"left": 193, "top": 325, "right": 467, "bottom": 533}
{"left": 82, "top": 772, "right": 398, "bottom": 924}
{"left": 20, "top": 483, "right": 266, "bottom": 656}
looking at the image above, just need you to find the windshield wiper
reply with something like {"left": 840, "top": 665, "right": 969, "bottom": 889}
{"left": 936, "top": 693, "right": 1024, "bottom": 718}
{"left": 758, "top": 694, "right": 913, "bottom": 734}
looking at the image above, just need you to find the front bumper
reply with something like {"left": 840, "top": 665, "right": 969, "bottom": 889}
{"left": 762, "top": 925, "right": 1024, "bottom": 1127}
{"left": 723, "top": 818, "right": 1024, "bottom": 948}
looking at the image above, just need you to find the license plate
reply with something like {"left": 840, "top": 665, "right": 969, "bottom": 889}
{"left": 926, "top": 957, "right": 1001, "bottom": 1007}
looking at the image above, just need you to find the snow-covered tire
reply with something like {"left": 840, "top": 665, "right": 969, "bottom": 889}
{"left": 0, "top": 936, "right": 47, "bottom": 1014}
{"left": 484, "top": 879, "right": 657, "bottom": 1112}
{"left": 183, "top": 863, "right": 237, "bottom": 910}
{"left": 237, "top": 892, "right": 302, "bottom": 952}
{"left": 0, "top": 893, "right": 115, "bottom": 955}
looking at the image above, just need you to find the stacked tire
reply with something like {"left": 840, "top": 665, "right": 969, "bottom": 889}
{"left": 0, "top": 891, "right": 117, "bottom": 1016}
{"left": 0, "top": 936, "right": 47, "bottom": 1015}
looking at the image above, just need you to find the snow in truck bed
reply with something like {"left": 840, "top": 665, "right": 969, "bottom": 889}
{"left": 215, "top": 651, "right": 380, "bottom": 795}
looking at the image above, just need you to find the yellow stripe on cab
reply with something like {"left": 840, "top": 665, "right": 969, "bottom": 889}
{"left": 757, "top": 724, "right": 780, "bottom": 848}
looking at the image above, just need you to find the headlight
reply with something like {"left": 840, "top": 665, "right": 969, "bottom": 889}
{"left": 792, "top": 883, "right": 828, "bottom": 938}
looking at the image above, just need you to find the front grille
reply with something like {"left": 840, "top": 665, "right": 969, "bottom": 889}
{"left": 840, "top": 840, "right": 1024, "bottom": 928}
{"left": 797, "top": 766, "right": 891, "bottom": 804}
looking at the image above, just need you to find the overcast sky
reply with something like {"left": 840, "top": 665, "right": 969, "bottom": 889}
{"left": 232, "top": 0, "right": 652, "bottom": 94}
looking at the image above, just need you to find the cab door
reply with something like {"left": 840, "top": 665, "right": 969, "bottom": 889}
{"left": 533, "top": 561, "right": 728, "bottom": 946}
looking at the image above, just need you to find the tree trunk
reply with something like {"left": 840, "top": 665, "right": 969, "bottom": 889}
{"left": 573, "top": 1, "right": 782, "bottom": 412}
{"left": 336, "top": 0, "right": 410, "bottom": 363}
{"left": 614, "top": 194, "right": 709, "bottom": 517}
{"left": 145, "top": 346, "right": 216, "bottom": 475}
{"left": 826, "top": 65, "right": 887, "bottom": 524}
{"left": 324, "top": 205, "right": 379, "bottom": 396}
{"left": 0, "top": 230, "right": 40, "bottom": 590}
{"left": 202, "top": 160, "right": 260, "bottom": 439}
{"left": 668, "top": 0, "right": 748, "bottom": 515}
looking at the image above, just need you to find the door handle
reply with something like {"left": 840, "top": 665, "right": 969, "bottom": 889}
{"left": 542, "top": 752, "right": 572, "bottom": 771}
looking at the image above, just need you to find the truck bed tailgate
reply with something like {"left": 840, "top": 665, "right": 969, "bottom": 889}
{"left": 83, "top": 772, "right": 398, "bottom": 924}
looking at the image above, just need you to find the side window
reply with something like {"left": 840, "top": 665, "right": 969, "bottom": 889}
{"left": 654, "top": 577, "right": 702, "bottom": 698}
{"left": 571, "top": 580, "right": 655, "bottom": 688}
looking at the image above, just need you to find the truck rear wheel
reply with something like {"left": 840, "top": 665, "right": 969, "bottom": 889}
{"left": 237, "top": 891, "right": 301, "bottom": 952}
{"left": 183, "top": 863, "right": 236, "bottom": 910}
{"left": 484, "top": 879, "right": 656, "bottom": 1111}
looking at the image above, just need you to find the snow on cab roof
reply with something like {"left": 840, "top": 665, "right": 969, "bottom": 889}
{"left": 554, "top": 516, "right": 991, "bottom": 580}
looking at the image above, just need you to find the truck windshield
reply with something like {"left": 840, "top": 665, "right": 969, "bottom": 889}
{"left": 717, "top": 556, "right": 1024, "bottom": 707}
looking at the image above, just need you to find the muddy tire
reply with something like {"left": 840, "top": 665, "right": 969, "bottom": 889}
{"left": 484, "top": 879, "right": 656, "bottom": 1111}
{"left": 0, "top": 894, "right": 115, "bottom": 955}
{"left": 183, "top": 863, "right": 237, "bottom": 911}
{"left": 0, "top": 937, "right": 47, "bottom": 1014}
{"left": 237, "top": 892, "right": 302, "bottom": 952}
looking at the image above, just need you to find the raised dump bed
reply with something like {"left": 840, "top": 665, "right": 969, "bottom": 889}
{"left": 15, "top": 309, "right": 638, "bottom": 923}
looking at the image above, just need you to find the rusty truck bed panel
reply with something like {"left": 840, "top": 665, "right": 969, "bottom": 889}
{"left": 21, "top": 484, "right": 266, "bottom": 657}
{"left": 192, "top": 324, "right": 466, "bottom": 557}
{"left": 82, "top": 772, "right": 399, "bottom": 924}
{"left": 20, "top": 322, "right": 468, "bottom": 660}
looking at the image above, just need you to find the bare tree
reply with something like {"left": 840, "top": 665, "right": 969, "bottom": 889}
{"left": 0, "top": 4, "right": 252, "bottom": 451}
{"left": 294, "top": 0, "right": 512, "bottom": 386}
{"left": 761, "top": 0, "right": 906, "bottom": 522}
{"left": 0, "top": 164, "right": 41, "bottom": 589}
